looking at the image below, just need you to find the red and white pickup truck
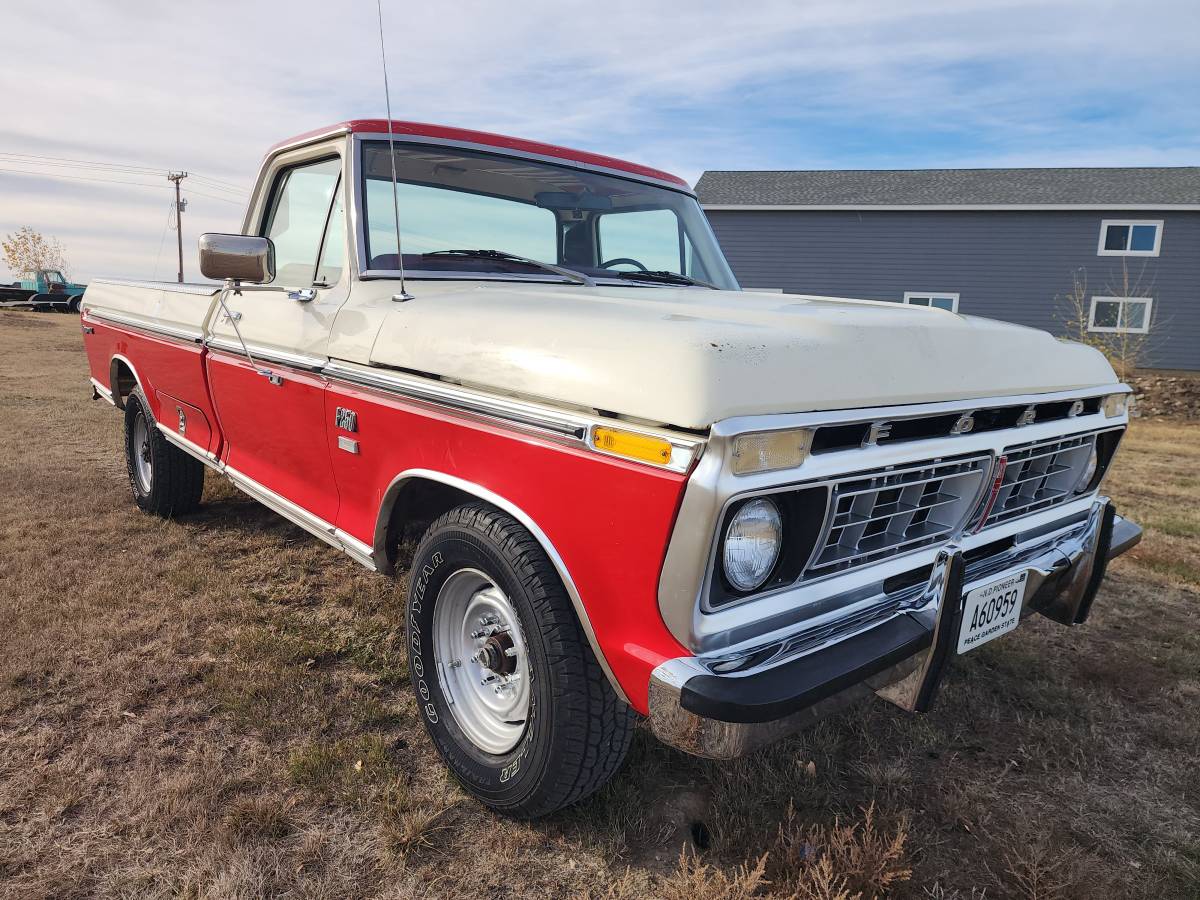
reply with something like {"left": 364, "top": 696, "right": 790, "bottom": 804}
{"left": 82, "top": 120, "right": 1141, "bottom": 818}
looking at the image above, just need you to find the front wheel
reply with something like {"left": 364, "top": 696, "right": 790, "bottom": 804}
{"left": 406, "top": 502, "right": 634, "bottom": 818}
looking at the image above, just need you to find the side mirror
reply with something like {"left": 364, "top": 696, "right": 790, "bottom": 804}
{"left": 199, "top": 233, "right": 275, "bottom": 284}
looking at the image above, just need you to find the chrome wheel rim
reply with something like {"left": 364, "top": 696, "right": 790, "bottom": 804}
{"left": 132, "top": 412, "right": 153, "bottom": 493}
{"left": 432, "top": 568, "right": 530, "bottom": 755}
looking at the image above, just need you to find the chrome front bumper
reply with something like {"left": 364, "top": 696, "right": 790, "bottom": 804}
{"left": 648, "top": 497, "right": 1141, "bottom": 759}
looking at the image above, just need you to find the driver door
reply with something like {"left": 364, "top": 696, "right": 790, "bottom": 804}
{"left": 205, "top": 149, "right": 350, "bottom": 525}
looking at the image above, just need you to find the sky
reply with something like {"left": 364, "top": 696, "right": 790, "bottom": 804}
{"left": 1, "top": 0, "right": 1198, "bottom": 283}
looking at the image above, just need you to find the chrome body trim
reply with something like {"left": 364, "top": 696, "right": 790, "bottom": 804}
{"left": 89, "top": 307, "right": 204, "bottom": 344}
{"left": 91, "top": 278, "right": 222, "bottom": 297}
{"left": 108, "top": 353, "right": 145, "bottom": 409}
{"left": 156, "top": 422, "right": 221, "bottom": 465}
{"left": 225, "top": 464, "right": 377, "bottom": 572}
{"left": 659, "top": 388, "right": 1130, "bottom": 655}
{"left": 91, "top": 377, "right": 115, "bottom": 406}
{"left": 323, "top": 360, "right": 702, "bottom": 473}
{"left": 371, "top": 467, "right": 628, "bottom": 703}
{"left": 325, "top": 360, "right": 589, "bottom": 441}
{"left": 648, "top": 497, "right": 1131, "bottom": 758}
{"left": 205, "top": 336, "right": 327, "bottom": 372}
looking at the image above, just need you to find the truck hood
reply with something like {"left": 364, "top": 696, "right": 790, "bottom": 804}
{"left": 367, "top": 283, "right": 1118, "bottom": 429}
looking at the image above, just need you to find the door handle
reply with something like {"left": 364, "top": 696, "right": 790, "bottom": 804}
{"left": 222, "top": 310, "right": 242, "bottom": 322}
{"left": 255, "top": 368, "right": 284, "bottom": 386}
{"left": 288, "top": 289, "right": 317, "bottom": 302}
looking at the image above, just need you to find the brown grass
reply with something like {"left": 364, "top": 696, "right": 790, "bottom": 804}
{"left": 1, "top": 310, "right": 1197, "bottom": 898}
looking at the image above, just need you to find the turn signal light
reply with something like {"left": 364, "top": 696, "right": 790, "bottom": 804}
{"left": 731, "top": 428, "right": 813, "bottom": 475}
{"left": 1103, "top": 393, "right": 1128, "bottom": 418}
{"left": 592, "top": 426, "right": 673, "bottom": 466}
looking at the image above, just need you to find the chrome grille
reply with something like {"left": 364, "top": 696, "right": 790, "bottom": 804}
{"left": 983, "top": 433, "right": 1096, "bottom": 527}
{"left": 806, "top": 455, "right": 990, "bottom": 579}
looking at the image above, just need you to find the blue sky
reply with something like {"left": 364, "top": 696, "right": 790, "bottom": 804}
{"left": 2, "top": 0, "right": 1197, "bottom": 281}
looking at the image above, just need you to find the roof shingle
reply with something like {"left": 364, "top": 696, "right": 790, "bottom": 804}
{"left": 695, "top": 167, "right": 1200, "bottom": 207}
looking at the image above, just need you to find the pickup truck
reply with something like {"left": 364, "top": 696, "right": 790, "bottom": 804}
{"left": 81, "top": 119, "right": 1142, "bottom": 818}
{"left": 1, "top": 268, "right": 87, "bottom": 312}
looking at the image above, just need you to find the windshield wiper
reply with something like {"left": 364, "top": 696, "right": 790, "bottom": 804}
{"left": 612, "top": 270, "right": 719, "bottom": 290}
{"left": 420, "top": 249, "right": 594, "bottom": 286}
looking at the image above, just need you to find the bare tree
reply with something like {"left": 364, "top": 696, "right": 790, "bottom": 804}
{"left": 2, "top": 226, "right": 70, "bottom": 281}
{"left": 1056, "top": 260, "right": 1154, "bottom": 381}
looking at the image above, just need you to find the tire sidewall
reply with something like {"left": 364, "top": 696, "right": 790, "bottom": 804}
{"left": 407, "top": 526, "right": 556, "bottom": 809}
{"left": 124, "top": 389, "right": 156, "bottom": 509}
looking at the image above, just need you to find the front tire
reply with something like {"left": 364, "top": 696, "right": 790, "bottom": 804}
{"left": 123, "top": 387, "right": 204, "bottom": 517}
{"left": 406, "top": 503, "right": 634, "bottom": 818}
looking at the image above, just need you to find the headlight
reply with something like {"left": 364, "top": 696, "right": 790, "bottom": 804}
{"left": 722, "top": 497, "right": 783, "bottom": 592}
{"left": 1075, "top": 444, "right": 1099, "bottom": 493}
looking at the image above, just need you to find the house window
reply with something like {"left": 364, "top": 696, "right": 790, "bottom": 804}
{"left": 1088, "top": 296, "right": 1152, "bottom": 334}
{"left": 1098, "top": 220, "right": 1162, "bottom": 256}
{"left": 903, "top": 291, "right": 959, "bottom": 312}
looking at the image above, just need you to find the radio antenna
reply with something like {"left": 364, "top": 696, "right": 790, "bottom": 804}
{"left": 376, "top": 0, "right": 412, "bottom": 301}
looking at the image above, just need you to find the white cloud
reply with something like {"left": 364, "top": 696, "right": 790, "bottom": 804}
{"left": 1, "top": 0, "right": 1196, "bottom": 281}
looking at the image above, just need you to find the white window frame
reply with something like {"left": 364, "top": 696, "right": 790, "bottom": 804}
{"left": 903, "top": 291, "right": 959, "bottom": 312}
{"left": 1087, "top": 295, "right": 1153, "bottom": 334}
{"left": 1097, "top": 219, "right": 1163, "bottom": 257}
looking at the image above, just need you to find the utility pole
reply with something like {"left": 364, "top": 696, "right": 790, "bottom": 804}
{"left": 167, "top": 172, "right": 188, "bottom": 283}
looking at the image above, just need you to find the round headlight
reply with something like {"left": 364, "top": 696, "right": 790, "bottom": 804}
{"left": 723, "top": 497, "right": 783, "bottom": 593}
{"left": 1075, "top": 445, "right": 1099, "bottom": 493}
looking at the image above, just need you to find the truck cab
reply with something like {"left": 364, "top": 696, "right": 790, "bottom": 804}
{"left": 1, "top": 268, "right": 87, "bottom": 311}
{"left": 80, "top": 120, "right": 1141, "bottom": 818}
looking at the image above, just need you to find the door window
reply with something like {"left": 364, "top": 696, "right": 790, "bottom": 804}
{"left": 263, "top": 157, "right": 342, "bottom": 285}
{"left": 315, "top": 188, "right": 346, "bottom": 287}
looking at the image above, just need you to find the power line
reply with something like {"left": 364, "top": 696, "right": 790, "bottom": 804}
{"left": 0, "top": 151, "right": 165, "bottom": 176}
{"left": 188, "top": 172, "right": 248, "bottom": 193}
{"left": 0, "top": 152, "right": 249, "bottom": 195}
{"left": 0, "top": 166, "right": 165, "bottom": 188}
{"left": 0, "top": 166, "right": 244, "bottom": 203}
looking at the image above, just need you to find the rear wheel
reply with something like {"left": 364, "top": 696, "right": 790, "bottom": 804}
{"left": 123, "top": 387, "right": 204, "bottom": 517}
{"left": 406, "top": 502, "right": 634, "bottom": 818}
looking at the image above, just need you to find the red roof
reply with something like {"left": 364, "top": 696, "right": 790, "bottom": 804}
{"left": 268, "top": 119, "right": 691, "bottom": 190}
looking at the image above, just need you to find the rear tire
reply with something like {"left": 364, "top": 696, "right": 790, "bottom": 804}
{"left": 123, "top": 387, "right": 204, "bottom": 517}
{"left": 406, "top": 502, "right": 634, "bottom": 818}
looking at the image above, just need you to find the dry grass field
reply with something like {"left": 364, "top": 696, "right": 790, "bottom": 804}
{"left": 1, "top": 310, "right": 1197, "bottom": 899}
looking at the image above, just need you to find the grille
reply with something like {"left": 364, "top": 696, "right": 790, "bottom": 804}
{"left": 806, "top": 456, "right": 989, "bottom": 579}
{"left": 982, "top": 433, "right": 1096, "bottom": 527}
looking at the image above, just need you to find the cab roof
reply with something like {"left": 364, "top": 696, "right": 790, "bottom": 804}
{"left": 269, "top": 119, "right": 691, "bottom": 191}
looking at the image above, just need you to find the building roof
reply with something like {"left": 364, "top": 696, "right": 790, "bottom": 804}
{"left": 267, "top": 120, "right": 691, "bottom": 190}
{"left": 695, "top": 166, "right": 1200, "bottom": 209}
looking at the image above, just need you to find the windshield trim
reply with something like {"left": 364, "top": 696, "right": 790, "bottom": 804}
{"left": 347, "top": 132, "right": 739, "bottom": 290}
{"left": 359, "top": 268, "right": 718, "bottom": 288}
{"left": 350, "top": 130, "right": 696, "bottom": 197}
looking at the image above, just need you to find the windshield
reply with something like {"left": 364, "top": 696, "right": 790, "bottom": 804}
{"left": 360, "top": 141, "right": 739, "bottom": 290}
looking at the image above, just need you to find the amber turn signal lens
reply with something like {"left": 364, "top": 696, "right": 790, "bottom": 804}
{"left": 592, "top": 427, "right": 673, "bottom": 466}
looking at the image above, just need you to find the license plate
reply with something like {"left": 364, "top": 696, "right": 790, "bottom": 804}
{"left": 957, "top": 570, "right": 1028, "bottom": 654}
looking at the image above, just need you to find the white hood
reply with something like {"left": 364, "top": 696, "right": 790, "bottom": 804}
{"left": 366, "top": 283, "right": 1118, "bottom": 429}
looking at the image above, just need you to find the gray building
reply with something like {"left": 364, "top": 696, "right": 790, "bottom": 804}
{"left": 697, "top": 167, "right": 1200, "bottom": 371}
